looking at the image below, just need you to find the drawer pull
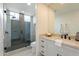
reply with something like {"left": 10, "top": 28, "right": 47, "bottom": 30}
{"left": 41, "top": 51, "right": 44, "bottom": 53}
{"left": 5, "top": 31, "right": 8, "bottom": 34}
{"left": 41, "top": 46, "right": 44, "bottom": 48}
{"left": 40, "top": 53, "right": 44, "bottom": 56}
{"left": 41, "top": 40, "right": 44, "bottom": 42}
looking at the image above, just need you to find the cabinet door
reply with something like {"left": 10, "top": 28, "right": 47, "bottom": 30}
{"left": 63, "top": 44, "right": 79, "bottom": 56}
{"left": 55, "top": 45, "right": 63, "bottom": 56}
{"left": 46, "top": 40, "right": 57, "bottom": 56}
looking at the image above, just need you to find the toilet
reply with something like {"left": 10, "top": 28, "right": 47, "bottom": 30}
{"left": 31, "top": 42, "right": 36, "bottom": 55}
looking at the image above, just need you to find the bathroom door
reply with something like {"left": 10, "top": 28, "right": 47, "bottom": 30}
{"left": 4, "top": 9, "right": 11, "bottom": 48}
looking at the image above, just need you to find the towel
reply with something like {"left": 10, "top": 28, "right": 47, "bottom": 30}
{"left": 55, "top": 39, "right": 62, "bottom": 47}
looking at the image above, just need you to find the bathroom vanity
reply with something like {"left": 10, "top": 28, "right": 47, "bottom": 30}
{"left": 39, "top": 35, "right": 79, "bottom": 56}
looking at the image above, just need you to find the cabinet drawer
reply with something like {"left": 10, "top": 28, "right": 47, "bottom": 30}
{"left": 40, "top": 45, "right": 47, "bottom": 50}
{"left": 40, "top": 38, "right": 46, "bottom": 43}
{"left": 40, "top": 39, "right": 47, "bottom": 46}
{"left": 40, "top": 50, "right": 45, "bottom": 54}
{"left": 40, "top": 48, "right": 45, "bottom": 55}
{"left": 41, "top": 40, "right": 45, "bottom": 43}
{"left": 63, "top": 44, "right": 79, "bottom": 56}
{"left": 40, "top": 49, "right": 47, "bottom": 56}
{"left": 41, "top": 45, "right": 45, "bottom": 48}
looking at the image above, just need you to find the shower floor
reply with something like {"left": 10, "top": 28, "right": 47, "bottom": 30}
{"left": 5, "top": 39, "right": 30, "bottom": 52}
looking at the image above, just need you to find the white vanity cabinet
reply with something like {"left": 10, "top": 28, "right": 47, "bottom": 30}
{"left": 46, "top": 39, "right": 58, "bottom": 56}
{"left": 55, "top": 45, "right": 63, "bottom": 56}
{"left": 39, "top": 38, "right": 48, "bottom": 56}
{"left": 39, "top": 37, "right": 79, "bottom": 56}
{"left": 40, "top": 37, "right": 59, "bottom": 56}
{"left": 62, "top": 44, "right": 79, "bottom": 56}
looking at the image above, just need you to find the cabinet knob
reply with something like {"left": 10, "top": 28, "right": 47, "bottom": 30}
{"left": 57, "top": 54, "right": 62, "bottom": 56}
{"left": 57, "top": 54, "right": 59, "bottom": 56}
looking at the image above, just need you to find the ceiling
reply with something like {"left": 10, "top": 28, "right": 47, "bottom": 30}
{"left": 3, "top": 3, "right": 79, "bottom": 16}
{"left": 47, "top": 3, "right": 79, "bottom": 15}
{"left": 4, "top": 3, "right": 35, "bottom": 16}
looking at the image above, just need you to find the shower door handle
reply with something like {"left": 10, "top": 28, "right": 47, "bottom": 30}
{"left": 5, "top": 31, "right": 9, "bottom": 34}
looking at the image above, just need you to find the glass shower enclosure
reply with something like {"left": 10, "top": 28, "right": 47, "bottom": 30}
{"left": 3, "top": 9, "right": 35, "bottom": 52}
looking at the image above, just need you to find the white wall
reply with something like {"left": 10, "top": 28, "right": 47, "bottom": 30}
{"left": 55, "top": 10, "right": 79, "bottom": 35}
{"left": 36, "top": 4, "right": 55, "bottom": 55}
{"left": 48, "top": 7, "right": 55, "bottom": 33}
{"left": 0, "top": 3, "right": 4, "bottom": 56}
{"left": 36, "top": 4, "right": 48, "bottom": 55}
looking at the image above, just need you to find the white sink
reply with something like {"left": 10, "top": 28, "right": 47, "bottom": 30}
{"left": 55, "top": 39, "right": 63, "bottom": 47}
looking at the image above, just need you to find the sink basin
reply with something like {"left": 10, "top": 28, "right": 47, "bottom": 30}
{"left": 54, "top": 39, "right": 63, "bottom": 47}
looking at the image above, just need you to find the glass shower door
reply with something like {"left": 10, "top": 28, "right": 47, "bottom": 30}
{"left": 10, "top": 12, "right": 21, "bottom": 48}
{"left": 24, "top": 15, "right": 31, "bottom": 45}
{"left": 24, "top": 15, "right": 36, "bottom": 43}
{"left": 3, "top": 9, "right": 11, "bottom": 51}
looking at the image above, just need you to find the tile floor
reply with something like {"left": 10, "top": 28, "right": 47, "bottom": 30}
{"left": 4, "top": 46, "right": 36, "bottom": 56}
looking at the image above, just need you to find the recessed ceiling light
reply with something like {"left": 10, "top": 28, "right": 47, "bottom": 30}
{"left": 27, "top": 3, "right": 31, "bottom": 5}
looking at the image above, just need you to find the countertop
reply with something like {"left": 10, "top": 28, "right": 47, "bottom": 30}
{"left": 40, "top": 35, "right": 79, "bottom": 49}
